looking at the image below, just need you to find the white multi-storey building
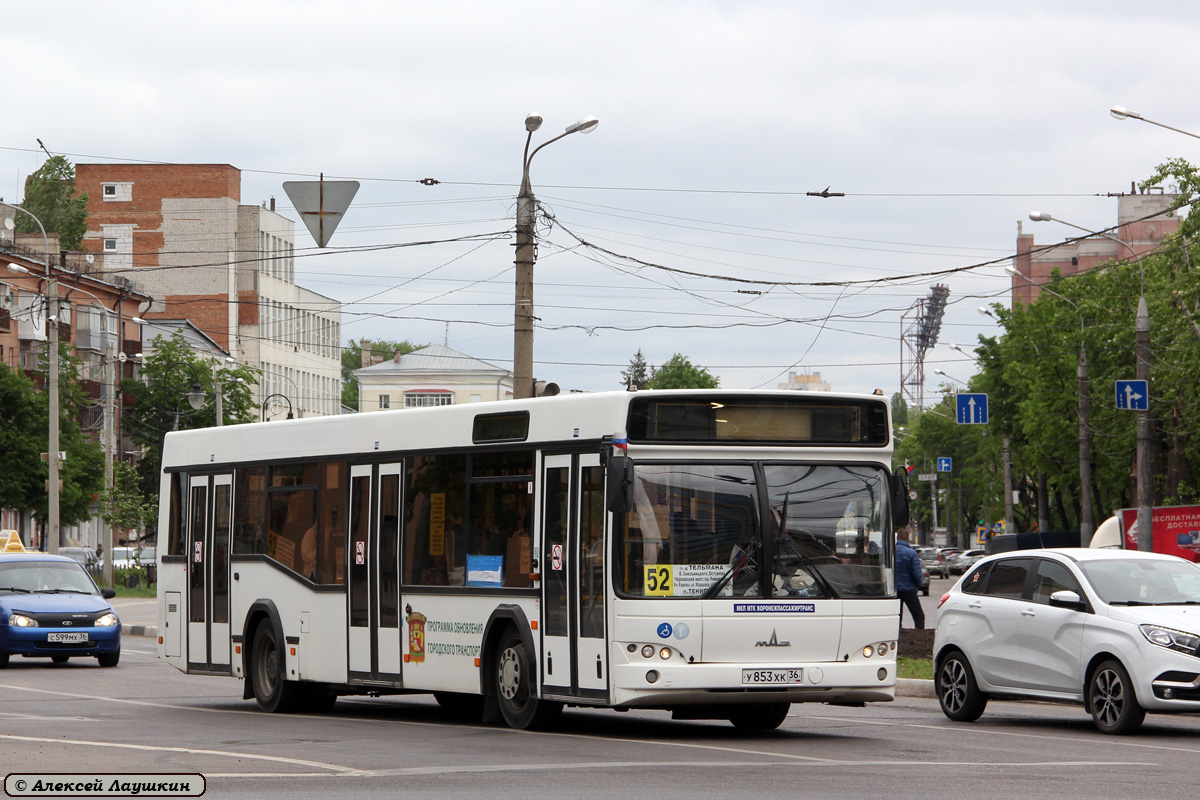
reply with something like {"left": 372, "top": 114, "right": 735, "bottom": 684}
{"left": 76, "top": 164, "right": 341, "bottom": 418}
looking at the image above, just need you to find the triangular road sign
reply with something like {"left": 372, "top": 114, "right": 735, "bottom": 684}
{"left": 283, "top": 177, "right": 359, "bottom": 247}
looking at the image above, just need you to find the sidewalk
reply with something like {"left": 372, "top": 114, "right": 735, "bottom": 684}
{"left": 109, "top": 597, "right": 158, "bottom": 639}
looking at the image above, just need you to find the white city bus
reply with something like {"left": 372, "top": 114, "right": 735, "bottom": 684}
{"left": 157, "top": 390, "right": 908, "bottom": 730}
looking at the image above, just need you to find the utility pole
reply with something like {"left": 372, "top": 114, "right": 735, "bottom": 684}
{"left": 1136, "top": 296, "right": 1152, "bottom": 550}
{"left": 1078, "top": 344, "right": 1092, "bottom": 546}
{"left": 1002, "top": 435, "right": 1014, "bottom": 535}
{"left": 47, "top": 264, "right": 60, "bottom": 553}
{"left": 513, "top": 179, "right": 536, "bottom": 400}
{"left": 512, "top": 113, "right": 599, "bottom": 399}
{"left": 102, "top": 339, "right": 115, "bottom": 588}
{"left": 215, "top": 375, "right": 224, "bottom": 427}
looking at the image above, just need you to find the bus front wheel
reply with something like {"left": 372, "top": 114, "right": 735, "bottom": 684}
{"left": 728, "top": 702, "right": 790, "bottom": 730}
{"left": 252, "top": 623, "right": 301, "bottom": 713}
{"left": 493, "top": 629, "right": 561, "bottom": 730}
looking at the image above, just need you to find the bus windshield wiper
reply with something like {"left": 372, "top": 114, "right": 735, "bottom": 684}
{"left": 776, "top": 536, "right": 839, "bottom": 599}
{"left": 702, "top": 540, "right": 759, "bottom": 599}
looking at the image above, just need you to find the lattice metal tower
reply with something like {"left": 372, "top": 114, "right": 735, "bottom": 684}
{"left": 900, "top": 284, "right": 950, "bottom": 409}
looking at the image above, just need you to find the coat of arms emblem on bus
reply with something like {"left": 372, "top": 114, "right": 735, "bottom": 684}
{"left": 407, "top": 610, "right": 427, "bottom": 663}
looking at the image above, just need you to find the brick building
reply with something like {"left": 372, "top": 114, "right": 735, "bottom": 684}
{"left": 74, "top": 163, "right": 341, "bottom": 417}
{"left": 1012, "top": 191, "right": 1180, "bottom": 306}
{"left": 0, "top": 210, "right": 150, "bottom": 546}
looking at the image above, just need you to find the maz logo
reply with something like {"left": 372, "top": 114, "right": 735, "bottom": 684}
{"left": 755, "top": 629, "right": 791, "bottom": 647}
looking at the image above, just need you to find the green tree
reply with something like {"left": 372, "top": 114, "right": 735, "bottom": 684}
{"left": 123, "top": 332, "right": 259, "bottom": 500}
{"left": 646, "top": 353, "right": 720, "bottom": 389}
{"left": 15, "top": 155, "right": 89, "bottom": 250}
{"left": 0, "top": 364, "right": 47, "bottom": 522}
{"left": 620, "top": 349, "right": 652, "bottom": 389}
{"left": 891, "top": 392, "right": 909, "bottom": 427}
{"left": 0, "top": 353, "right": 104, "bottom": 527}
{"left": 99, "top": 461, "right": 157, "bottom": 540}
{"left": 341, "top": 337, "right": 421, "bottom": 408}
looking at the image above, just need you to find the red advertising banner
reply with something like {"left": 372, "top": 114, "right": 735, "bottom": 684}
{"left": 1118, "top": 505, "right": 1200, "bottom": 562}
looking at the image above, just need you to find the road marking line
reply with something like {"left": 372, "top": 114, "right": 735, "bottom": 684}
{"left": 0, "top": 734, "right": 356, "bottom": 773}
{"left": 0, "top": 682, "right": 1175, "bottom": 767}
{"left": 796, "top": 708, "right": 1200, "bottom": 757}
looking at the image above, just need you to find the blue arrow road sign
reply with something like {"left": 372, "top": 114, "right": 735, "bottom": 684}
{"left": 1115, "top": 380, "right": 1148, "bottom": 410}
{"left": 956, "top": 393, "right": 989, "bottom": 424}
{"left": 937, "top": 457, "right": 952, "bottom": 472}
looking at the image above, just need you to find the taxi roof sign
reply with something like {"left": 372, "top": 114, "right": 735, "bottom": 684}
{"left": 2, "top": 530, "right": 29, "bottom": 552}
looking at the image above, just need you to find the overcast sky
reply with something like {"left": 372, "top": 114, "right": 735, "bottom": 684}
{"left": 4, "top": 1, "right": 1198, "bottom": 399}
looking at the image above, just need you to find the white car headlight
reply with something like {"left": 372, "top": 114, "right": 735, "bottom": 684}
{"left": 9, "top": 613, "right": 37, "bottom": 627}
{"left": 94, "top": 613, "right": 119, "bottom": 627}
{"left": 1140, "top": 624, "right": 1200, "bottom": 655}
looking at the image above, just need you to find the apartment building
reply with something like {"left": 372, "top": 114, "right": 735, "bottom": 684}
{"left": 75, "top": 163, "right": 341, "bottom": 417}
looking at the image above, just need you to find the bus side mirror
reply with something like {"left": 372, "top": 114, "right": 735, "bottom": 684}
{"left": 607, "top": 456, "right": 635, "bottom": 516}
{"left": 891, "top": 472, "right": 910, "bottom": 527}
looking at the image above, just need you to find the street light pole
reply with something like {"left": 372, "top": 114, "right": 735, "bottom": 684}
{"left": 1110, "top": 106, "right": 1200, "bottom": 141}
{"left": 1027, "top": 213, "right": 1147, "bottom": 548}
{"left": 261, "top": 393, "right": 294, "bottom": 421}
{"left": 2, "top": 201, "right": 58, "bottom": 553}
{"left": 513, "top": 113, "right": 598, "bottom": 399}
{"left": 1004, "top": 263, "right": 1093, "bottom": 545}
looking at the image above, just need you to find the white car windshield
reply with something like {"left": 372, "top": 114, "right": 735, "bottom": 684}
{"left": 1079, "top": 558, "right": 1200, "bottom": 605}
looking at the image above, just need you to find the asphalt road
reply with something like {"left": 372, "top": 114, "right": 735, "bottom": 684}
{"left": 3, "top": 628, "right": 1200, "bottom": 800}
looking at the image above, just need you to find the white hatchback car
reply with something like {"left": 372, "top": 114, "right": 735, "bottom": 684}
{"left": 934, "top": 548, "right": 1200, "bottom": 734}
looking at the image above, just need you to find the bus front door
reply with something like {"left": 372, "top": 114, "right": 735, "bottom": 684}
{"left": 347, "top": 463, "right": 404, "bottom": 686}
{"left": 540, "top": 453, "right": 608, "bottom": 703}
{"left": 187, "top": 473, "right": 233, "bottom": 674}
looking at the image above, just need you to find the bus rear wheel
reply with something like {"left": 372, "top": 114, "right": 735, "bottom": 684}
{"left": 728, "top": 702, "right": 790, "bottom": 730}
{"left": 252, "top": 623, "right": 301, "bottom": 713}
{"left": 494, "top": 629, "right": 561, "bottom": 730}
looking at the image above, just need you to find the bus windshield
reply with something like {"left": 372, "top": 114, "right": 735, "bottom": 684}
{"left": 615, "top": 463, "right": 893, "bottom": 599}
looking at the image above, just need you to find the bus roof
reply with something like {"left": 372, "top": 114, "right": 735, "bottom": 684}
{"left": 161, "top": 389, "right": 892, "bottom": 471}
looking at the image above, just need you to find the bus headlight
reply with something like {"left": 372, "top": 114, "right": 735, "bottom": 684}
{"left": 659, "top": 647, "right": 672, "bottom": 660}
{"left": 641, "top": 645, "right": 655, "bottom": 658}
{"left": 862, "top": 646, "right": 874, "bottom": 658}
{"left": 9, "top": 614, "right": 37, "bottom": 627}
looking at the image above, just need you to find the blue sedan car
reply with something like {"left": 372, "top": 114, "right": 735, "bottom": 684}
{"left": 0, "top": 552, "right": 121, "bottom": 667}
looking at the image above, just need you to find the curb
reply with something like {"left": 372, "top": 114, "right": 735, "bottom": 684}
{"left": 896, "top": 678, "right": 936, "bottom": 698}
{"left": 122, "top": 624, "right": 158, "bottom": 639}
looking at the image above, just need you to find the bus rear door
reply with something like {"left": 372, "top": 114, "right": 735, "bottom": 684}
{"left": 347, "top": 463, "right": 404, "bottom": 686}
{"left": 187, "top": 473, "right": 233, "bottom": 673}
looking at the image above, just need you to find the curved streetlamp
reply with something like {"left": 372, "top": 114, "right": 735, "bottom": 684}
{"left": 2, "top": 202, "right": 59, "bottom": 552}
{"left": 261, "top": 393, "right": 294, "bottom": 421}
{"left": 1027, "top": 212, "right": 1149, "bottom": 550}
{"left": 933, "top": 368, "right": 968, "bottom": 387}
{"left": 163, "top": 361, "right": 207, "bottom": 416}
{"left": 513, "top": 112, "right": 599, "bottom": 399}
{"left": 1110, "top": 106, "right": 1200, "bottom": 141}
{"left": 133, "top": 317, "right": 238, "bottom": 426}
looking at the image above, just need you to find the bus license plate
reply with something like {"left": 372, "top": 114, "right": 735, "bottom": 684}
{"left": 741, "top": 668, "right": 803, "bottom": 685}
{"left": 47, "top": 632, "right": 88, "bottom": 644}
